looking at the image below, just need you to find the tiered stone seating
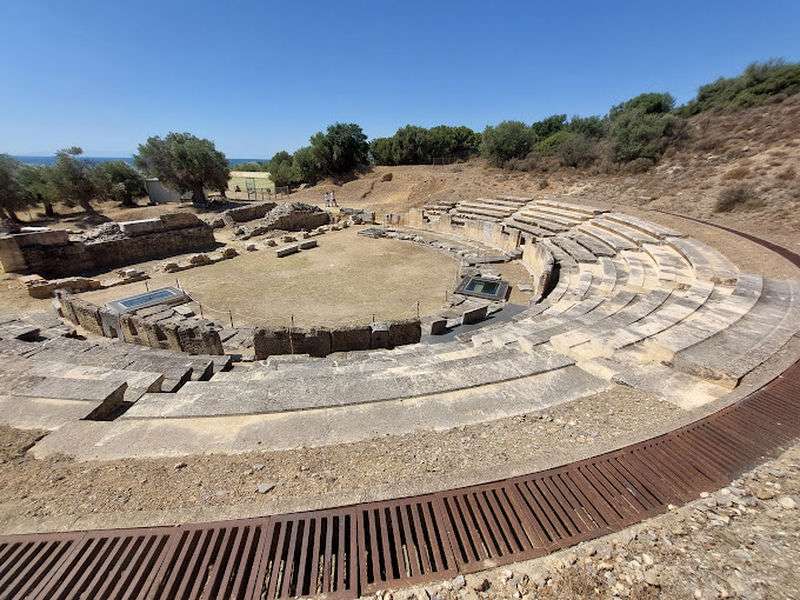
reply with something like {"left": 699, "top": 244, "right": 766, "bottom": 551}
{"left": 422, "top": 199, "right": 458, "bottom": 218}
{"left": 505, "top": 199, "right": 607, "bottom": 239}
{"left": 0, "top": 314, "right": 230, "bottom": 429}
{"left": 451, "top": 196, "right": 531, "bottom": 224}
{"left": 21, "top": 202, "right": 800, "bottom": 460}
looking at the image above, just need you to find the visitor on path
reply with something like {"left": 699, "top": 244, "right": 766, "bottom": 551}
{"left": 330, "top": 191, "right": 338, "bottom": 207}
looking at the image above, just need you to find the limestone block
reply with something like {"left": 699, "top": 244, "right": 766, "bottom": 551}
{"left": 429, "top": 318, "right": 448, "bottom": 335}
{"left": 119, "top": 218, "right": 163, "bottom": 237}
{"left": 462, "top": 305, "right": 488, "bottom": 325}
{"left": 329, "top": 325, "right": 372, "bottom": 353}
{"left": 276, "top": 244, "right": 299, "bottom": 258}
{"left": 370, "top": 323, "right": 390, "bottom": 349}
{"left": 388, "top": 319, "right": 422, "bottom": 347}
{"left": 298, "top": 240, "right": 318, "bottom": 250}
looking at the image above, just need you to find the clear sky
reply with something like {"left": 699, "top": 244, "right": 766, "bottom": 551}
{"left": 2, "top": 0, "right": 798, "bottom": 158}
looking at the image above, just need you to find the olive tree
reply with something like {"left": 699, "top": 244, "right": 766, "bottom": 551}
{"left": 310, "top": 123, "right": 369, "bottom": 177}
{"left": 134, "top": 133, "right": 230, "bottom": 206}
{"left": 0, "top": 154, "right": 33, "bottom": 222}
{"left": 49, "top": 147, "right": 98, "bottom": 214}
{"left": 92, "top": 161, "right": 146, "bottom": 207}
{"left": 17, "top": 164, "right": 56, "bottom": 217}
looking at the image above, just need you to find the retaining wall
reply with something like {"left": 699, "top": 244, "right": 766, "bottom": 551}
{"left": 402, "top": 210, "right": 519, "bottom": 252}
{"left": 252, "top": 318, "right": 421, "bottom": 359}
{"left": 0, "top": 214, "right": 215, "bottom": 277}
{"left": 55, "top": 292, "right": 223, "bottom": 355}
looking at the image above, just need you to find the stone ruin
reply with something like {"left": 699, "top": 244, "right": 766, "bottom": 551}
{"left": 234, "top": 202, "right": 331, "bottom": 239}
{"left": 0, "top": 213, "right": 215, "bottom": 278}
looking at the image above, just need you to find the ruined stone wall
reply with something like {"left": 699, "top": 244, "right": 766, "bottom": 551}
{"left": 252, "top": 319, "right": 422, "bottom": 359}
{"left": 219, "top": 202, "right": 276, "bottom": 227}
{"left": 56, "top": 293, "right": 223, "bottom": 355}
{"left": 522, "top": 242, "right": 555, "bottom": 301}
{"left": 407, "top": 213, "right": 518, "bottom": 252}
{"left": 0, "top": 214, "right": 215, "bottom": 277}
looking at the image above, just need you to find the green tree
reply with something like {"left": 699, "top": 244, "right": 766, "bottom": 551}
{"left": 291, "top": 146, "right": 321, "bottom": 184}
{"left": 369, "top": 137, "right": 396, "bottom": 165}
{"left": 0, "top": 155, "right": 33, "bottom": 222}
{"left": 310, "top": 123, "right": 370, "bottom": 176}
{"left": 92, "top": 161, "right": 146, "bottom": 207}
{"left": 16, "top": 164, "right": 56, "bottom": 217}
{"left": 391, "top": 125, "right": 431, "bottom": 165}
{"left": 265, "top": 150, "right": 297, "bottom": 187}
{"left": 134, "top": 132, "right": 230, "bottom": 206}
{"left": 480, "top": 121, "right": 534, "bottom": 166}
{"left": 426, "top": 125, "right": 481, "bottom": 161}
{"left": 49, "top": 147, "right": 98, "bottom": 214}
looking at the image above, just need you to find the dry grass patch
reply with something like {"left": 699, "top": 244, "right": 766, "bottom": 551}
{"left": 714, "top": 183, "right": 759, "bottom": 212}
{"left": 723, "top": 165, "right": 751, "bottom": 180}
{"left": 777, "top": 166, "right": 797, "bottom": 180}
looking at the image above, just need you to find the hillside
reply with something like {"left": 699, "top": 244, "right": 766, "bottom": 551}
{"left": 287, "top": 95, "right": 800, "bottom": 245}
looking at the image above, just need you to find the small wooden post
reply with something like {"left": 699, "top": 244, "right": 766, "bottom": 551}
{"left": 228, "top": 308, "right": 234, "bottom": 328}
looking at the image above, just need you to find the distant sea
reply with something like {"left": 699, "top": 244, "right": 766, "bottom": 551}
{"left": 13, "top": 156, "right": 261, "bottom": 167}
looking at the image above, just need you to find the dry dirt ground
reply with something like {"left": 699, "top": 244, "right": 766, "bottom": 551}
{"left": 78, "top": 227, "right": 461, "bottom": 327}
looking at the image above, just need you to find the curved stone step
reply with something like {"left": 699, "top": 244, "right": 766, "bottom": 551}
{"left": 671, "top": 278, "right": 800, "bottom": 386}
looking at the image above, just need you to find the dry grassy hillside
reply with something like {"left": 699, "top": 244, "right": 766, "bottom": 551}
{"left": 288, "top": 96, "right": 800, "bottom": 243}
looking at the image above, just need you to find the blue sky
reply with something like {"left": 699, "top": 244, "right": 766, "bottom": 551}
{"left": 2, "top": 0, "right": 798, "bottom": 158}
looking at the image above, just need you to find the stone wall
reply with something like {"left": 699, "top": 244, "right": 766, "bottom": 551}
{"left": 212, "top": 202, "right": 276, "bottom": 228}
{"left": 402, "top": 211, "right": 519, "bottom": 252}
{"left": 252, "top": 319, "right": 422, "bottom": 359}
{"left": 0, "top": 213, "right": 215, "bottom": 277}
{"left": 55, "top": 292, "right": 223, "bottom": 355}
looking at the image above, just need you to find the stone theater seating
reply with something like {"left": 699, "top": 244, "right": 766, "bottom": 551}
{"left": 9, "top": 198, "right": 794, "bottom": 461}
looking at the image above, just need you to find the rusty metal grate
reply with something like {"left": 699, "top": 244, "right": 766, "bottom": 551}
{"left": 359, "top": 496, "right": 455, "bottom": 592}
{"left": 255, "top": 508, "right": 358, "bottom": 600}
{"left": 0, "top": 220, "right": 799, "bottom": 599}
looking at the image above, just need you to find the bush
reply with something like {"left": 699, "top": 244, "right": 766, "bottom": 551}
{"left": 480, "top": 121, "right": 535, "bottom": 166}
{"left": 607, "top": 93, "right": 685, "bottom": 163}
{"left": 680, "top": 60, "right": 800, "bottom": 116}
{"left": 530, "top": 114, "right": 567, "bottom": 141}
{"left": 369, "top": 125, "right": 481, "bottom": 165}
{"left": 291, "top": 146, "right": 321, "bottom": 185}
{"left": 714, "top": 183, "right": 758, "bottom": 212}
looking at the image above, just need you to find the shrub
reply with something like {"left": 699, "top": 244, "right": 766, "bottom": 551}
{"left": 680, "top": 60, "right": 800, "bottom": 116}
{"left": 480, "top": 121, "right": 535, "bottom": 166}
{"left": 714, "top": 183, "right": 757, "bottom": 212}
{"left": 607, "top": 94, "right": 685, "bottom": 163}
{"left": 567, "top": 115, "right": 606, "bottom": 138}
{"left": 291, "top": 146, "right": 321, "bottom": 185}
{"left": 530, "top": 114, "right": 567, "bottom": 141}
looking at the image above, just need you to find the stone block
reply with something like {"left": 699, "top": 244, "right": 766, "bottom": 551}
{"left": 276, "top": 244, "right": 299, "bottom": 258}
{"left": 329, "top": 325, "right": 372, "bottom": 353}
{"left": 119, "top": 218, "right": 163, "bottom": 237}
{"left": 159, "top": 212, "right": 203, "bottom": 230}
{"left": 298, "top": 240, "right": 318, "bottom": 250}
{"left": 10, "top": 228, "right": 70, "bottom": 248}
{"left": 462, "top": 305, "right": 488, "bottom": 325}
{"left": 388, "top": 319, "right": 422, "bottom": 347}
{"left": 370, "top": 323, "right": 390, "bottom": 349}
{"left": 429, "top": 318, "right": 448, "bottom": 335}
{"left": 71, "top": 298, "right": 105, "bottom": 336}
